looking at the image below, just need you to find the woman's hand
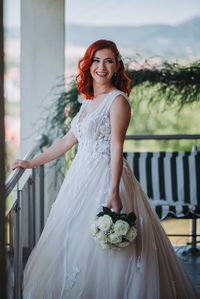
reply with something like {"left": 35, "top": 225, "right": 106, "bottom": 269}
{"left": 11, "top": 160, "right": 33, "bottom": 171}
{"left": 107, "top": 192, "right": 123, "bottom": 214}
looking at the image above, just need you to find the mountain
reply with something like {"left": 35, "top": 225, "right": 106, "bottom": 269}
{"left": 65, "top": 17, "right": 200, "bottom": 59}
{"left": 5, "top": 17, "right": 200, "bottom": 60}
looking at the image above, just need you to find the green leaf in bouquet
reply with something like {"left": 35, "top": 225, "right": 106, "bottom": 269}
{"left": 102, "top": 207, "right": 112, "bottom": 215}
{"left": 126, "top": 212, "right": 137, "bottom": 226}
{"left": 112, "top": 214, "right": 120, "bottom": 222}
{"left": 97, "top": 211, "right": 105, "bottom": 217}
{"left": 119, "top": 214, "right": 127, "bottom": 221}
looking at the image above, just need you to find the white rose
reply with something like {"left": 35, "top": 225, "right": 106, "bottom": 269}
{"left": 126, "top": 227, "right": 137, "bottom": 241}
{"left": 96, "top": 231, "right": 108, "bottom": 243}
{"left": 108, "top": 233, "right": 122, "bottom": 244}
{"left": 114, "top": 220, "right": 130, "bottom": 236}
{"left": 97, "top": 215, "right": 113, "bottom": 232}
{"left": 117, "top": 241, "right": 130, "bottom": 248}
{"left": 90, "top": 220, "right": 99, "bottom": 235}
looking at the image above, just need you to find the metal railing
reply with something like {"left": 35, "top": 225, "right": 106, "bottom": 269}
{"left": 125, "top": 133, "right": 200, "bottom": 141}
{"left": 125, "top": 133, "right": 200, "bottom": 253}
{"left": 5, "top": 134, "right": 48, "bottom": 299}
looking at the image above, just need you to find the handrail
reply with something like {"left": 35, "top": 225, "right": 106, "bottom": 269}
{"left": 5, "top": 134, "right": 48, "bottom": 200}
{"left": 125, "top": 133, "right": 200, "bottom": 140}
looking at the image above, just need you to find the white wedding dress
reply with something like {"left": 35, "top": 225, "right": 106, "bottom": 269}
{"left": 23, "top": 90, "right": 199, "bottom": 299}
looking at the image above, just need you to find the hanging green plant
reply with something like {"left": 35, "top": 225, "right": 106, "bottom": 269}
{"left": 39, "top": 80, "right": 81, "bottom": 186}
{"left": 43, "top": 80, "right": 80, "bottom": 140}
{"left": 126, "top": 59, "right": 200, "bottom": 108}
{"left": 44, "top": 59, "right": 200, "bottom": 142}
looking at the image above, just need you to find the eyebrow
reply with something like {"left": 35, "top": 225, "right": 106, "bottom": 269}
{"left": 93, "top": 56, "right": 114, "bottom": 60}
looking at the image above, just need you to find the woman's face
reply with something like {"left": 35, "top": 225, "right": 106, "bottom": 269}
{"left": 89, "top": 48, "right": 118, "bottom": 86}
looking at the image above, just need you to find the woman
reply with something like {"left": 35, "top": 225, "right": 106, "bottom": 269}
{"left": 12, "top": 40, "right": 199, "bottom": 299}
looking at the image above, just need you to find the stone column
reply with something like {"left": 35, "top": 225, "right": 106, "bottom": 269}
{"left": 0, "top": 0, "right": 6, "bottom": 296}
{"left": 20, "top": 0, "right": 65, "bottom": 221}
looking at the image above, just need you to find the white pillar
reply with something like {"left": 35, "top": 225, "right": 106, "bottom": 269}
{"left": 20, "top": 0, "right": 65, "bottom": 220}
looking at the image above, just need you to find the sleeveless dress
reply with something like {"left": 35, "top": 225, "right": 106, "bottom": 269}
{"left": 23, "top": 90, "right": 199, "bottom": 299}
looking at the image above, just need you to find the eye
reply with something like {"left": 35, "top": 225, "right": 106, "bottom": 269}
{"left": 105, "top": 59, "right": 114, "bottom": 64}
{"left": 92, "top": 59, "right": 99, "bottom": 63}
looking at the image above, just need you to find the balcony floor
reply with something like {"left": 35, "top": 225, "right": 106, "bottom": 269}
{"left": 7, "top": 246, "right": 200, "bottom": 297}
{"left": 174, "top": 245, "right": 200, "bottom": 295}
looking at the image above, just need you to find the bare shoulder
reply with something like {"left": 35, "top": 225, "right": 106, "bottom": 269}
{"left": 110, "top": 94, "right": 131, "bottom": 115}
{"left": 110, "top": 94, "right": 131, "bottom": 134}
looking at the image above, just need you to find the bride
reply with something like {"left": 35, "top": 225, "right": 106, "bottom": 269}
{"left": 12, "top": 40, "right": 199, "bottom": 299}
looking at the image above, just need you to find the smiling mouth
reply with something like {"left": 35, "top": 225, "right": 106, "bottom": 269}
{"left": 96, "top": 72, "right": 108, "bottom": 77}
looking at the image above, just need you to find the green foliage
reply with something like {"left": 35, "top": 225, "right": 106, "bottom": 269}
{"left": 39, "top": 80, "right": 80, "bottom": 184}
{"left": 124, "top": 83, "right": 200, "bottom": 152}
{"left": 126, "top": 60, "right": 200, "bottom": 109}
{"left": 43, "top": 80, "right": 80, "bottom": 141}
{"left": 44, "top": 60, "right": 200, "bottom": 145}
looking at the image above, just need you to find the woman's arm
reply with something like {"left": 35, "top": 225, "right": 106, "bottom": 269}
{"left": 107, "top": 95, "right": 131, "bottom": 214}
{"left": 11, "top": 130, "right": 77, "bottom": 170}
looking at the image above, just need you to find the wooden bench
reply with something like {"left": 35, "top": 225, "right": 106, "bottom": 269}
{"left": 124, "top": 151, "right": 200, "bottom": 220}
{"left": 123, "top": 146, "right": 200, "bottom": 251}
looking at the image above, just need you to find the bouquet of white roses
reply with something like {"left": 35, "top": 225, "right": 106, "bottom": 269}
{"left": 90, "top": 207, "right": 137, "bottom": 249}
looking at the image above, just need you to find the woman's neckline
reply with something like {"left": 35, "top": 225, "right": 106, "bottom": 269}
{"left": 91, "top": 88, "right": 117, "bottom": 99}
{"left": 88, "top": 88, "right": 119, "bottom": 100}
{"left": 85, "top": 89, "right": 118, "bottom": 113}
{"left": 78, "top": 89, "right": 119, "bottom": 123}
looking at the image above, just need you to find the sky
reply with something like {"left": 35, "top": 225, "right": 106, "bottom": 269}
{"left": 4, "top": 0, "right": 200, "bottom": 28}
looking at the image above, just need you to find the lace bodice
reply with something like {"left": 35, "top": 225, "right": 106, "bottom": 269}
{"left": 71, "top": 90, "right": 131, "bottom": 159}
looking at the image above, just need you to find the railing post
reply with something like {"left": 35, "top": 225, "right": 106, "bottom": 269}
{"left": 39, "top": 164, "right": 45, "bottom": 233}
{"left": 191, "top": 219, "right": 197, "bottom": 252}
{"left": 28, "top": 169, "right": 36, "bottom": 251}
{"left": 9, "top": 211, "right": 14, "bottom": 255}
{"left": 190, "top": 143, "right": 198, "bottom": 253}
{"left": 14, "top": 186, "right": 23, "bottom": 299}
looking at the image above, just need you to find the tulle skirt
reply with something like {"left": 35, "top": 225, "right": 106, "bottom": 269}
{"left": 23, "top": 152, "right": 199, "bottom": 299}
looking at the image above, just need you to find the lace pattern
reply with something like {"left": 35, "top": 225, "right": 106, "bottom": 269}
{"left": 71, "top": 90, "right": 130, "bottom": 160}
{"left": 64, "top": 266, "right": 81, "bottom": 297}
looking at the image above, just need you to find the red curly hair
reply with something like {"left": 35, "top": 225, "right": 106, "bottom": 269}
{"left": 76, "top": 40, "right": 131, "bottom": 99}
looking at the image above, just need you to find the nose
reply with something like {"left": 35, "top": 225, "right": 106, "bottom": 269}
{"left": 98, "top": 60, "right": 106, "bottom": 70}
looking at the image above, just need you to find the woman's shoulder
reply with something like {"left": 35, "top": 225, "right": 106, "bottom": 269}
{"left": 109, "top": 89, "right": 131, "bottom": 109}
